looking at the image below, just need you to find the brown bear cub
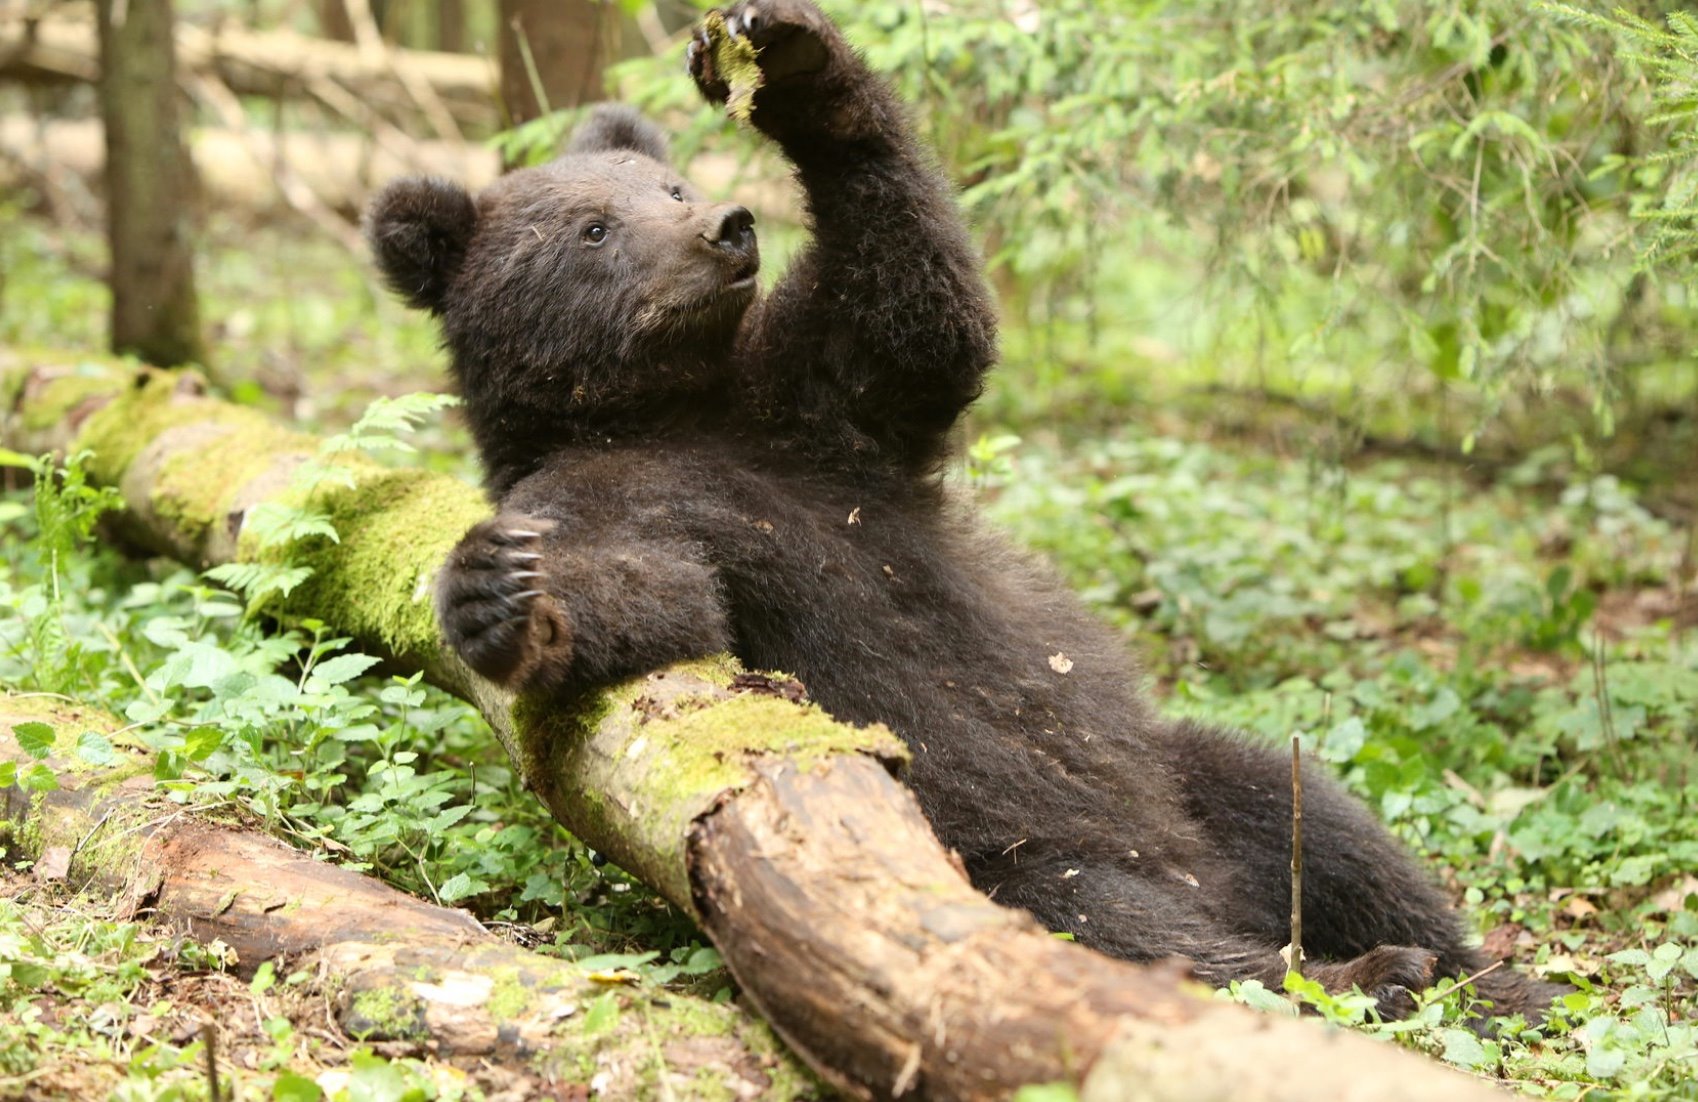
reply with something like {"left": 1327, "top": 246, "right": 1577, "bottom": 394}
{"left": 367, "top": 0, "right": 1558, "bottom": 1021}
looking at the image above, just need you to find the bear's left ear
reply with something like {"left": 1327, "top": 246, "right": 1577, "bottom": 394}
{"left": 566, "top": 104, "right": 670, "bottom": 164}
{"left": 363, "top": 176, "right": 478, "bottom": 314}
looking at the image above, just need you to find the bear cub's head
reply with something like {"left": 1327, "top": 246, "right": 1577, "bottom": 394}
{"left": 365, "top": 106, "right": 759, "bottom": 484}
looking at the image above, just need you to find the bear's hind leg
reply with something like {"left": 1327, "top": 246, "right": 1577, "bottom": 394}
{"left": 1159, "top": 719, "right": 1565, "bottom": 1022}
{"left": 980, "top": 853, "right": 1439, "bottom": 1017}
{"left": 1160, "top": 719, "right": 1478, "bottom": 967}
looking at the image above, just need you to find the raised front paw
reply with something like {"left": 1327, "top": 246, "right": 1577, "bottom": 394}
{"left": 687, "top": 0, "right": 836, "bottom": 106}
{"left": 436, "top": 515, "right": 573, "bottom": 692}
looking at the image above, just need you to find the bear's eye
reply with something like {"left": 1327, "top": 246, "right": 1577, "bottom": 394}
{"left": 670, "top": 187, "right": 685, "bottom": 203}
{"left": 583, "top": 223, "right": 609, "bottom": 245}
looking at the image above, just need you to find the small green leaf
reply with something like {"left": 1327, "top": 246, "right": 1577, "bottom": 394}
{"left": 1013, "top": 1086, "right": 1081, "bottom": 1102}
{"left": 13, "top": 722, "right": 55, "bottom": 760}
{"left": 22, "top": 764, "right": 59, "bottom": 792}
{"left": 125, "top": 698, "right": 171, "bottom": 725}
{"left": 438, "top": 873, "right": 480, "bottom": 903}
{"left": 582, "top": 991, "right": 621, "bottom": 1035}
{"left": 682, "top": 946, "right": 724, "bottom": 974}
{"left": 75, "top": 731, "right": 117, "bottom": 767}
{"left": 271, "top": 1073, "right": 322, "bottom": 1102}
{"left": 427, "top": 806, "right": 472, "bottom": 832}
{"left": 1586, "top": 1043, "right": 1626, "bottom": 1079}
{"left": 6, "top": 961, "right": 50, "bottom": 988}
{"left": 1321, "top": 717, "right": 1368, "bottom": 763}
{"left": 1438, "top": 1027, "right": 1489, "bottom": 1070}
{"left": 183, "top": 727, "right": 226, "bottom": 761}
{"left": 306, "top": 653, "right": 382, "bottom": 689}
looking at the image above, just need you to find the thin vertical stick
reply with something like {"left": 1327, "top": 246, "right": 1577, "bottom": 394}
{"left": 202, "top": 1021, "right": 221, "bottom": 1102}
{"left": 1289, "top": 732, "right": 1305, "bottom": 981}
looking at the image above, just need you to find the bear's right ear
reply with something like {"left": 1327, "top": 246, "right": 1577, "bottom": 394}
{"left": 364, "top": 177, "right": 478, "bottom": 313}
{"left": 566, "top": 104, "right": 670, "bottom": 164}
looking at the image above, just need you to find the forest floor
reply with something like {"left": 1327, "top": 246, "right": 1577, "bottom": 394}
{"left": 1, "top": 207, "right": 1696, "bottom": 1100}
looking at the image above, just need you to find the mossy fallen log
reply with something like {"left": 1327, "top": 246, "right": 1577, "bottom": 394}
{"left": 0, "top": 347, "right": 1512, "bottom": 1101}
{"left": 0, "top": 696, "right": 810, "bottom": 1098}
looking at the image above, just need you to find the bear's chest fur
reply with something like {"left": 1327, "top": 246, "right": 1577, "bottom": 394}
{"left": 501, "top": 438, "right": 1183, "bottom": 865}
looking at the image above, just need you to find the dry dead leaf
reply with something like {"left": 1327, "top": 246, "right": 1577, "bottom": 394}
{"left": 35, "top": 845, "right": 71, "bottom": 882}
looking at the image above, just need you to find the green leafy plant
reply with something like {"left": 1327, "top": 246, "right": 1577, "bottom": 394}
{"left": 0, "top": 449, "right": 124, "bottom": 695}
{"left": 206, "top": 392, "right": 457, "bottom": 613}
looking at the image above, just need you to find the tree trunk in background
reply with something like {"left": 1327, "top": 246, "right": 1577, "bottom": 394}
{"left": 319, "top": 0, "right": 392, "bottom": 43}
{"left": 438, "top": 0, "right": 465, "bottom": 53}
{"left": 95, "top": 0, "right": 206, "bottom": 368}
{"left": 318, "top": 0, "right": 354, "bottom": 41}
{"left": 498, "top": 0, "right": 610, "bottom": 128}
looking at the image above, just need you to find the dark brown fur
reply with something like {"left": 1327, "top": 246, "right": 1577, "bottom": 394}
{"left": 366, "top": 0, "right": 1560, "bottom": 1022}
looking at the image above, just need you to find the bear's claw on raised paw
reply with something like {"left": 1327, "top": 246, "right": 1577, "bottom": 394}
{"left": 690, "top": 0, "right": 832, "bottom": 105}
{"left": 436, "top": 517, "right": 571, "bottom": 688}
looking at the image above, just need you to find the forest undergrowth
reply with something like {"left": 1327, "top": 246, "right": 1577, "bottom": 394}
{"left": 0, "top": 198, "right": 1695, "bottom": 1100}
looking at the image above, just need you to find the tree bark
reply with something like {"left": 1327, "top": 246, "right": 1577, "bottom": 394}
{"left": 94, "top": 0, "right": 206, "bottom": 368}
{"left": 498, "top": 0, "right": 611, "bottom": 128}
{"left": 438, "top": 0, "right": 465, "bottom": 54}
{"left": 0, "top": 697, "right": 813, "bottom": 1097}
{"left": 0, "top": 351, "right": 1512, "bottom": 1102}
{"left": 318, "top": 0, "right": 356, "bottom": 43}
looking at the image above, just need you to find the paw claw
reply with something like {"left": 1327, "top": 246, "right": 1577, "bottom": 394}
{"left": 437, "top": 514, "right": 573, "bottom": 687}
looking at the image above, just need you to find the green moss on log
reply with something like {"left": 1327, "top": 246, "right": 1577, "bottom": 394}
{"left": 19, "top": 370, "right": 129, "bottom": 434}
{"left": 1, "top": 349, "right": 128, "bottom": 430}
{"left": 0, "top": 701, "right": 165, "bottom": 882}
{"left": 485, "top": 965, "right": 534, "bottom": 1021}
{"left": 261, "top": 469, "right": 491, "bottom": 669}
{"left": 527, "top": 661, "right": 908, "bottom": 909}
{"left": 148, "top": 422, "right": 310, "bottom": 553}
{"left": 345, "top": 983, "right": 430, "bottom": 1041}
{"left": 74, "top": 370, "right": 208, "bottom": 484}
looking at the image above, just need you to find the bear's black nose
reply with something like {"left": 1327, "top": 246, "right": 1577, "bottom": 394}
{"left": 705, "top": 205, "right": 756, "bottom": 249}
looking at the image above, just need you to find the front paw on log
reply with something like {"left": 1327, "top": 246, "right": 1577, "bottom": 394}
{"left": 436, "top": 515, "right": 572, "bottom": 690}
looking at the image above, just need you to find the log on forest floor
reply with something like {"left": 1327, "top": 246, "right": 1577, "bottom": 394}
{"left": 0, "top": 10, "right": 499, "bottom": 132}
{"left": 0, "top": 116, "right": 795, "bottom": 230}
{"left": 0, "top": 695, "right": 811, "bottom": 1100}
{"left": 0, "top": 114, "right": 500, "bottom": 218}
{"left": 0, "top": 348, "right": 1515, "bottom": 1102}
